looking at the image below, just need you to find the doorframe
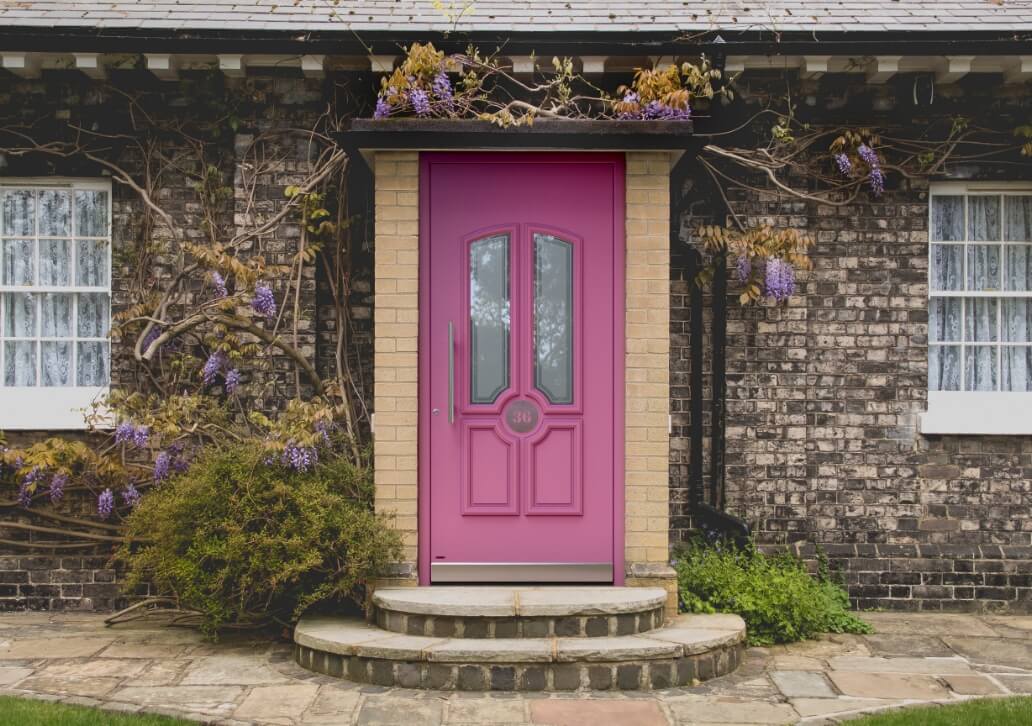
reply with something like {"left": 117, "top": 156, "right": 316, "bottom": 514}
{"left": 416, "top": 151, "right": 626, "bottom": 586}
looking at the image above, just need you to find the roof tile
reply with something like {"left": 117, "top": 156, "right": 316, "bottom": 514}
{"left": 0, "top": 0, "right": 1028, "bottom": 33}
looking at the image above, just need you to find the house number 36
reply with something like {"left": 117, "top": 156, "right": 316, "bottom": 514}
{"left": 504, "top": 400, "right": 540, "bottom": 433}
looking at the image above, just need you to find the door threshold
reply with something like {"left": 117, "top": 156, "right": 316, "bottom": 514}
{"left": 431, "top": 562, "right": 612, "bottom": 582}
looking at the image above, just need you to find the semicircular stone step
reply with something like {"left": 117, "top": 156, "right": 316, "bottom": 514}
{"left": 372, "top": 586, "right": 669, "bottom": 638}
{"left": 294, "top": 612, "right": 746, "bottom": 691}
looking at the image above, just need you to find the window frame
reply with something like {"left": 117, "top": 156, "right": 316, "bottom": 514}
{"left": 921, "top": 180, "right": 1032, "bottom": 435}
{"left": 0, "top": 178, "right": 112, "bottom": 430}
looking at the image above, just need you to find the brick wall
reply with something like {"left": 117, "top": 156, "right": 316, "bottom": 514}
{"left": 0, "top": 71, "right": 349, "bottom": 610}
{"left": 624, "top": 152, "right": 677, "bottom": 612}
{"left": 371, "top": 150, "right": 421, "bottom": 582}
{"left": 670, "top": 76, "right": 1032, "bottom": 612}
{"left": 4, "top": 67, "right": 1031, "bottom": 616}
{"left": 0, "top": 555, "right": 124, "bottom": 611}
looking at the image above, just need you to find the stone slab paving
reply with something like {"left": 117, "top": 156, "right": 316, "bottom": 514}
{"left": 0, "top": 612, "right": 1031, "bottom": 725}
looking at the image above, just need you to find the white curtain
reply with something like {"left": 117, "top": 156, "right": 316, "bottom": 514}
{"left": 1, "top": 187, "right": 110, "bottom": 389}
{"left": 931, "top": 244, "right": 962, "bottom": 291}
{"left": 930, "top": 197, "right": 964, "bottom": 390}
{"left": 930, "top": 194, "right": 1032, "bottom": 392}
{"left": 38, "top": 190, "right": 70, "bottom": 236}
{"left": 42, "top": 341, "right": 70, "bottom": 386}
{"left": 40, "top": 239, "right": 70, "bottom": 286}
{"left": 1004, "top": 197, "right": 1032, "bottom": 390}
{"left": 1003, "top": 300, "right": 1032, "bottom": 391}
{"left": 77, "top": 341, "right": 108, "bottom": 386}
{"left": 4, "top": 341, "right": 35, "bottom": 386}
{"left": 3, "top": 190, "right": 34, "bottom": 236}
{"left": 77, "top": 239, "right": 108, "bottom": 286}
{"left": 966, "top": 198, "right": 1001, "bottom": 390}
{"left": 2, "top": 239, "right": 34, "bottom": 286}
{"left": 929, "top": 298, "right": 961, "bottom": 391}
{"left": 75, "top": 190, "right": 108, "bottom": 237}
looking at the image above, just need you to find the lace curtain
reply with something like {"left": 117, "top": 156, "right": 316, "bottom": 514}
{"left": 0, "top": 187, "right": 110, "bottom": 388}
{"left": 930, "top": 194, "right": 1032, "bottom": 392}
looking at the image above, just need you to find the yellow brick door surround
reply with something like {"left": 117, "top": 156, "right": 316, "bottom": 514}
{"left": 371, "top": 150, "right": 676, "bottom": 612}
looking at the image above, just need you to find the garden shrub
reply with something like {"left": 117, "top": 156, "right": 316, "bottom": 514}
{"left": 674, "top": 539, "right": 871, "bottom": 646}
{"left": 119, "top": 442, "right": 401, "bottom": 636}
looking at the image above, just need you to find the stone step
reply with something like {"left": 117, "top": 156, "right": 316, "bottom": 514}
{"left": 372, "top": 586, "right": 668, "bottom": 638}
{"left": 293, "top": 612, "right": 745, "bottom": 691}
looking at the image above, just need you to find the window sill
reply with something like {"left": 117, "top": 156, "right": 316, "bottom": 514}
{"left": 0, "top": 387, "right": 108, "bottom": 430}
{"left": 920, "top": 391, "right": 1032, "bottom": 435}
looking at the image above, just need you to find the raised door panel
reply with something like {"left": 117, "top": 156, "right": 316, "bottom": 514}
{"left": 461, "top": 422, "right": 519, "bottom": 515}
{"left": 526, "top": 420, "right": 583, "bottom": 515}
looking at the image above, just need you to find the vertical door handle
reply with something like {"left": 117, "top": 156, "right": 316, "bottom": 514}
{"left": 448, "top": 321, "right": 455, "bottom": 424}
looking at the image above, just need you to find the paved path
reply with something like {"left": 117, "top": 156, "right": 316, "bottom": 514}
{"left": 1, "top": 612, "right": 1031, "bottom": 725}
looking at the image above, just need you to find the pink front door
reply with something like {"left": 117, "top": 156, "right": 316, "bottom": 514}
{"left": 419, "top": 152, "right": 625, "bottom": 583}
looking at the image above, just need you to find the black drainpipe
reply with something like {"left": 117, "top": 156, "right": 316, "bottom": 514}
{"left": 676, "top": 148, "right": 749, "bottom": 545}
{"left": 695, "top": 253, "right": 749, "bottom": 545}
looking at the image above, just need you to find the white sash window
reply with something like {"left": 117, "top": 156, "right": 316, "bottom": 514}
{"left": 0, "top": 180, "right": 111, "bottom": 429}
{"left": 922, "top": 182, "right": 1032, "bottom": 434}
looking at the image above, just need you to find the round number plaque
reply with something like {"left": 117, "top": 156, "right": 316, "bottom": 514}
{"left": 504, "top": 399, "right": 540, "bottom": 434}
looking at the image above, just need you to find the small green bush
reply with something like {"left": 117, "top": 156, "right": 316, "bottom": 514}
{"left": 119, "top": 442, "right": 401, "bottom": 636}
{"left": 674, "top": 540, "right": 871, "bottom": 646}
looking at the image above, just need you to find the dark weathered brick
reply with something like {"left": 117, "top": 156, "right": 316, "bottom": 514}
{"left": 457, "top": 665, "right": 486, "bottom": 691}
{"left": 490, "top": 666, "right": 516, "bottom": 691}
{"left": 588, "top": 665, "right": 612, "bottom": 690}
{"left": 616, "top": 664, "right": 641, "bottom": 690}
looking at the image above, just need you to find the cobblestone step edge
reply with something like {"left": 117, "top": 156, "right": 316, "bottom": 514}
{"left": 294, "top": 640, "right": 744, "bottom": 691}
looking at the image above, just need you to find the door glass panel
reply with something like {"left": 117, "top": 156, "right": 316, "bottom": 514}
{"left": 534, "top": 233, "right": 573, "bottom": 404}
{"left": 469, "top": 234, "right": 510, "bottom": 404}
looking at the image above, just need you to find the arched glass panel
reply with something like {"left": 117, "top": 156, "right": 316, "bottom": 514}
{"left": 469, "top": 234, "right": 510, "bottom": 404}
{"left": 534, "top": 233, "right": 573, "bottom": 404}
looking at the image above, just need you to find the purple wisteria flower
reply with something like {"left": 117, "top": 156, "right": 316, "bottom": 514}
{"left": 857, "top": 144, "right": 878, "bottom": 167}
{"left": 49, "top": 473, "right": 67, "bottom": 504}
{"left": 132, "top": 425, "right": 150, "bottom": 448}
{"left": 224, "top": 368, "right": 241, "bottom": 394}
{"left": 115, "top": 422, "right": 149, "bottom": 448}
{"left": 97, "top": 488, "right": 114, "bottom": 519}
{"left": 153, "top": 450, "right": 172, "bottom": 482}
{"left": 115, "top": 421, "right": 135, "bottom": 445}
{"left": 122, "top": 484, "right": 141, "bottom": 508}
{"left": 857, "top": 144, "right": 885, "bottom": 196}
{"left": 154, "top": 444, "right": 189, "bottom": 482}
{"left": 834, "top": 153, "right": 852, "bottom": 176}
{"left": 374, "top": 97, "right": 392, "bottom": 119}
{"left": 408, "top": 88, "right": 431, "bottom": 116}
{"left": 735, "top": 255, "right": 752, "bottom": 284}
{"left": 212, "top": 271, "right": 228, "bottom": 298}
{"left": 202, "top": 351, "right": 226, "bottom": 385}
{"left": 432, "top": 71, "right": 453, "bottom": 110}
{"left": 764, "top": 258, "right": 797, "bottom": 302}
{"left": 17, "top": 467, "right": 43, "bottom": 508}
{"left": 314, "top": 420, "right": 333, "bottom": 445}
{"left": 642, "top": 100, "right": 691, "bottom": 120}
{"left": 282, "top": 443, "right": 318, "bottom": 472}
{"left": 869, "top": 167, "right": 885, "bottom": 196}
{"left": 251, "top": 284, "right": 276, "bottom": 318}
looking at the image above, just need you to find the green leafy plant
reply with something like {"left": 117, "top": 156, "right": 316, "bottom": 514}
{"left": 118, "top": 442, "right": 400, "bottom": 636}
{"left": 674, "top": 539, "right": 871, "bottom": 646}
